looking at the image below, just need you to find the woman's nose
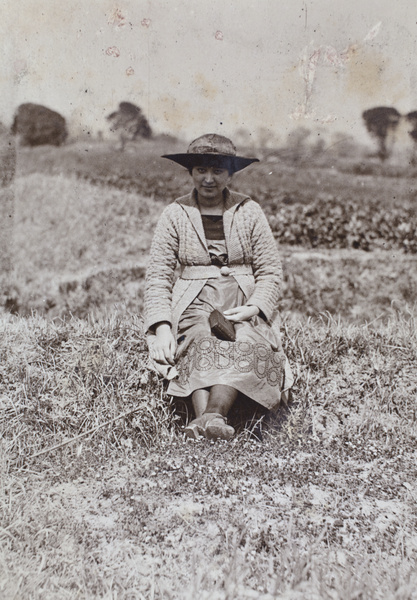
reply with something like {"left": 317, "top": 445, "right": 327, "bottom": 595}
{"left": 204, "top": 170, "right": 214, "bottom": 183}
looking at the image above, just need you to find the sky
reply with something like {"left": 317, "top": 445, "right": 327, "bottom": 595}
{"left": 1, "top": 0, "right": 417, "bottom": 145}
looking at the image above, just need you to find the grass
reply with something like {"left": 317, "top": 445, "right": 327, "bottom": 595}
{"left": 3, "top": 169, "right": 417, "bottom": 320}
{"left": 2, "top": 309, "right": 416, "bottom": 462}
{"left": 1, "top": 310, "right": 416, "bottom": 598}
{"left": 3, "top": 443, "right": 417, "bottom": 599}
{"left": 1, "top": 141, "right": 417, "bottom": 598}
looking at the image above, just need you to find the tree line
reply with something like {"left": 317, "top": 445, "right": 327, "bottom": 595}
{"left": 6, "top": 102, "right": 152, "bottom": 150}
{"left": 3, "top": 102, "right": 417, "bottom": 162}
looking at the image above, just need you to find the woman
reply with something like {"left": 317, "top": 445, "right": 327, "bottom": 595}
{"left": 144, "top": 134, "right": 293, "bottom": 440}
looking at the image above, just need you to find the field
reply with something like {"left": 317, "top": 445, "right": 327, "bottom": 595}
{"left": 1, "top": 139, "right": 417, "bottom": 599}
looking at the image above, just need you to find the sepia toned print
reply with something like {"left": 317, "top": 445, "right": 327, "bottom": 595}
{"left": 1, "top": 1, "right": 417, "bottom": 598}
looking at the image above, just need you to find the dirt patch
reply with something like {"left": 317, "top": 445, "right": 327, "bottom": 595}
{"left": 2, "top": 436, "right": 417, "bottom": 599}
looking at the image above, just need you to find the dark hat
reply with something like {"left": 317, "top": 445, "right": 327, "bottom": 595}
{"left": 162, "top": 133, "right": 259, "bottom": 173}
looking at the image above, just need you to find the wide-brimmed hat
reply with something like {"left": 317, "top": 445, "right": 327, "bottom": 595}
{"left": 162, "top": 133, "right": 259, "bottom": 173}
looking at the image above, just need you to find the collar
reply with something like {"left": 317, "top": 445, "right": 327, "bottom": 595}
{"left": 176, "top": 187, "right": 249, "bottom": 211}
{"left": 175, "top": 188, "right": 250, "bottom": 254}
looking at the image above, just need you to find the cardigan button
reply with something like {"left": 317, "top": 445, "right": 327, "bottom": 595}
{"left": 220, "top": 266, "right": 231, "bottom": 276}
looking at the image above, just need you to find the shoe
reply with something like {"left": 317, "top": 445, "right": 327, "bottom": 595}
{"left": 183, "top": 420, "right": 205, "bottom": 440}
{"left": 183, "top": 413, "right": 235, "bottom": 441}
{"left": 183, "top": 413, "right": 211, "bottom": 439}
{"left": 205, "top": 414, "right": 235, "bottom": 441}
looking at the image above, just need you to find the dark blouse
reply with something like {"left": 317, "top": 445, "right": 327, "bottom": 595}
{"left": 201, "top": 215, "right": 225, "bottom": 240}
{"left": 201, "top": 215, "right": 228, "bottom": 267}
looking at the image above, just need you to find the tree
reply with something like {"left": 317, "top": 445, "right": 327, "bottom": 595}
{"left": 234, "top": 127, "right": 253, "bottom": 149}
{"left": 330, "top": 132, "right": 360, "bottom": 159}
{"left": 256, "top": 127, "right": 279, "bottom": 149}
{"left": 11, "top": 103, "right": 68, "bottom": 146}
{"left": 286, "top": 127, "right": 311, "bottom": 162}
{"left": 362, "top": 106, "right": 401, "bottom": 161}
{"left": 106, "top": 102, "right": 152, "bottom": 151}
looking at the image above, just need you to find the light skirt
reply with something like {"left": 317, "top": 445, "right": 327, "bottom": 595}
{"left": 167, "top": 276, "right": 291, "bottom": 411}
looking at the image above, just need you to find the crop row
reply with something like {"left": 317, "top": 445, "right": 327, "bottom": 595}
{"left": 18, "top": 146, "right": 417, "bottom": 253}
{"left": 78, "top": 171, "right": 417, "bottom": 253}
{"left": 266, "top": 197, "right": 417, "bottom": 253}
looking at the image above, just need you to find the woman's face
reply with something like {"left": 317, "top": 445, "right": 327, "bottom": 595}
{"left": 191, "top": 166, "right": 232, "bottom": 204}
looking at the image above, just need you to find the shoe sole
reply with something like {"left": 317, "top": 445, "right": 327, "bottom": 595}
{"left": 205, "top": 424, "right": 235, "bottom": 441}
{"left": 184, "top": 423, "right": 205, "bottom": 439}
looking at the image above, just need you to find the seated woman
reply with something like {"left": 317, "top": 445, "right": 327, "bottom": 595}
{"left": 144, "top": 133, "right": 293, "bottom": 440}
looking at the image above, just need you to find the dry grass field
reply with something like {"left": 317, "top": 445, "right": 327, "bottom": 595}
{"left": 1, "top": 140, "right": 417, "bottom": 599}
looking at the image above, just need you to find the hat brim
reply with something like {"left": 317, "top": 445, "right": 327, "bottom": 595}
{"left": 161, "top": 153, "right": 259, "bottom": 173}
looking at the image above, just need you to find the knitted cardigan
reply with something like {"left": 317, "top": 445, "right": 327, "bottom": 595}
{"left": 144, "top": 188, "right": 283, "bottom": 337}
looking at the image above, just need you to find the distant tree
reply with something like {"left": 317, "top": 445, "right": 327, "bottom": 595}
{"left": 106, "top": 102, "right": 152, "bottom": 151}
{"left": 330, "top": 132, "right": 360, "bottom": 158}
{"left": 11, "top": 103, "right": 68, "bottom": 146}
{"left": 311, "top": 128, "right": 326, "bottom": 155}
{"left": 286, "top": 127, "right": 311, "bottom": 162}
{"left": 362, "top": 106, "right": 401, "bottom": 161}
{"left": 234, "top": 127, "right": 253, "bottom": 148}
{"left": 256, "top": 127, "right": 278, "bottom": 149}
{"left": 405, "top": 111, "right": 417, "bottom": 164}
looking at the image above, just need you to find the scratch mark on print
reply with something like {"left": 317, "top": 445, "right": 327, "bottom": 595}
{"left": 290, "top": 109, "right": 337, "bottom": 124}
{"left": 300, "top": 45, "right": 356, "bottom": 98}
{"left": 291, "top": 44, "right": 354, "bottom": 121}
{"left": 320, "top": 114, "right": 338, "bottom": 124}
{"left": 106, "top": 46, "right": 120, "bottom": 58}
{"left": 126, "top": 67, "right": 135, "bottom": 76}
{"left": 291, "top": 22, "right": 382, "bottom": 122}
{"left": 364, "top": 21, "right": 382, "bottom": 44}
{"left": 215, "top": 30, "right": 223, "bottom": 41}
{"left": 141, "top": 18, "right": 151, "bottom": 28}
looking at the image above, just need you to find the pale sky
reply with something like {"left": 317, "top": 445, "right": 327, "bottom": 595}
{"left": 1, "top": 0, "right": 417, "bottom": 143}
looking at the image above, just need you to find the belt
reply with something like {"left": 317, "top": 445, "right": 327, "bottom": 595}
{"left": 180, "top": 264, "right": 253, "bottom": 280}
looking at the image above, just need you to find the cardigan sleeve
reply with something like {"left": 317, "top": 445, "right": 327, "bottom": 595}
{"left": 144, "top": 206, "right": 179, "bottom": 332}
{"left": 245, "top": 203, "right": 282, "bottom": 321}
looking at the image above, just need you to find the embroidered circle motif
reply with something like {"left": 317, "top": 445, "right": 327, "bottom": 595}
{"left": 195, "top": 338, "right": 214, "bottom": 370}
{"left": 253, "top": 343, "right": 270, "bottom": 378}
{"left": 214, "top": 339, "right": 234, "bottom": 369}
{"left": 177, "top": 336, "right": 283, "bottom": 387}
{"left": 234, "top": 341, "right": 254, "bottom": 373}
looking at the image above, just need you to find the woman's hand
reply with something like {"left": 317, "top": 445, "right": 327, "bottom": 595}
{"left": 150, "top": 322, "right": 176, "bottom": 365}
{"left": 223, "top": 305, "right": 260, "bottom": 322}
